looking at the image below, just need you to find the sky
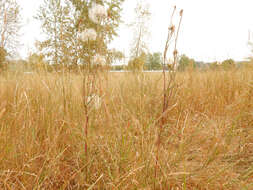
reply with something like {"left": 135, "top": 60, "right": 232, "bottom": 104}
{"left": 19, "top": 0, "right": 253, "bottom": 62}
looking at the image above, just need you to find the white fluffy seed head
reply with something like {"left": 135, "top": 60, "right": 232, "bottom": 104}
{"left": 88, "top": 3, "right": 107, "bottom": 24}
{"left": 91, "top": 54, "right": 107, "bottom": 66}
{"left": 79, "top": 28, "right": 97, "bottom": 42}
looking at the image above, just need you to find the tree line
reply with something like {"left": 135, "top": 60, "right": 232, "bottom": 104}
{"left": 110, "top": 53, "right": 253, "bottom": 71}
{"left": 1, "top": 0, "right": 253, "bottom": 72}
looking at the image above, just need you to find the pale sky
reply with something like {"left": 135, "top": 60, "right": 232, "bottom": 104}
{"left": 19, "top": 0, "right": 253, "bottom": 62}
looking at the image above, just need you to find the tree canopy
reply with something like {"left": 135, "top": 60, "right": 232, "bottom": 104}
{"left": 36, "top": 0, "right": 125, "bottom": 66}
{"left": 0, "top": 0, "right": 21, "bottom": 57}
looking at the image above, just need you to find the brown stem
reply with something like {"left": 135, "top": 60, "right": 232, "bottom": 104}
{"left": 84, "top": 112, "right": 89, "bottom": 156}
{"left": 172, "top": 10, "right": 183, "bottom": 69}
{"left": 155, "top": 7, "right": 183, "bottom": 187}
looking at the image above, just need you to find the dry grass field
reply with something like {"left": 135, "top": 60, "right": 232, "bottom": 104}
{"left": 0, "top": 69, "right": 252, "bottom": 189}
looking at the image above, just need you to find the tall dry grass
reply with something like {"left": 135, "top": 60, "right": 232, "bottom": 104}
{"left": 0, "top": 69, "right": 252, "bottom": 189}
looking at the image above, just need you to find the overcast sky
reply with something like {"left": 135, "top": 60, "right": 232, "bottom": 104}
{"left": 20, "top": 0, "right": 253, "bottom": 62}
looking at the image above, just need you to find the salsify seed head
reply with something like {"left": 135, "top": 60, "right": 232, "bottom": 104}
{"left": 79, "top": 28, "right": 97, "bottom": 42}
{"left": 88, "top": 3, "right": 107, "bottom": 24}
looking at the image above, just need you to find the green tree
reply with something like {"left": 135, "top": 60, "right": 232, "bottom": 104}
{"left": 208, "top": 61, "right": 219, "bottom": 70}
{"left": 107, "top": 49, "right": 124, "bottom": 66}
{"left": 0, "top": 0, "right": 21, "bottom": 57}
{"left": 144, "top": 52, "right": 162, "bottom": 70}
{"left": 27, "top": 53, "right": 49, "bottom": 71}
{"left": 69, "top": 0, "right": 125, "bottom": 67}
{"left": 128, "top": 52, "right": 146, "bottom": 72}
{"left": 129, "top": 0, "right": 151, "bottom": 58}
{"left": 177, "top": 54, "right": 196, "bottom": 71}
{"left": 36, "top": 0, "right": 74, "bottom": 65}
{"left": 37, "top": 0, "right": 125, "bottom": 67}
{"left": 221, "top": 59, "right": 235, "bottom": 70}
{"left": 111, "top": 64, "right": 124, "bottom": 71}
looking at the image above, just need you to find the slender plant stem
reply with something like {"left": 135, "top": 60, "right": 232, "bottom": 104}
{"left": 155, "top": 7, "right": 183, "bottom": 188}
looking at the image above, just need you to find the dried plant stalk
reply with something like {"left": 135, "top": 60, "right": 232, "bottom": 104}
{"left": 155, "top": 6, "right": 183, "bottom": 186}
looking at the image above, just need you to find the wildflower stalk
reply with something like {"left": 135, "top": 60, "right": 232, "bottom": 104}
{"left": 82, "top": 71, "right": 90, "bottom": 179}
{"left": 154, "top": 6, "right": 183, "bottom": 186}
{"left": 162, "top": 6, "right": 176, "bottom": 125}
{"left": 80, "top": 3, "right": 108, "bottom": 181}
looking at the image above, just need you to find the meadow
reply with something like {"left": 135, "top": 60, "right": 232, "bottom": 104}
{"left": 0, "top": 69, "right": 252, "bottom": 189}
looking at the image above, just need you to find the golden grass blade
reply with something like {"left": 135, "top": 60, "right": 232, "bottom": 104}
{"left": 0, "top": 108, "right": 6, "bottom": 119}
